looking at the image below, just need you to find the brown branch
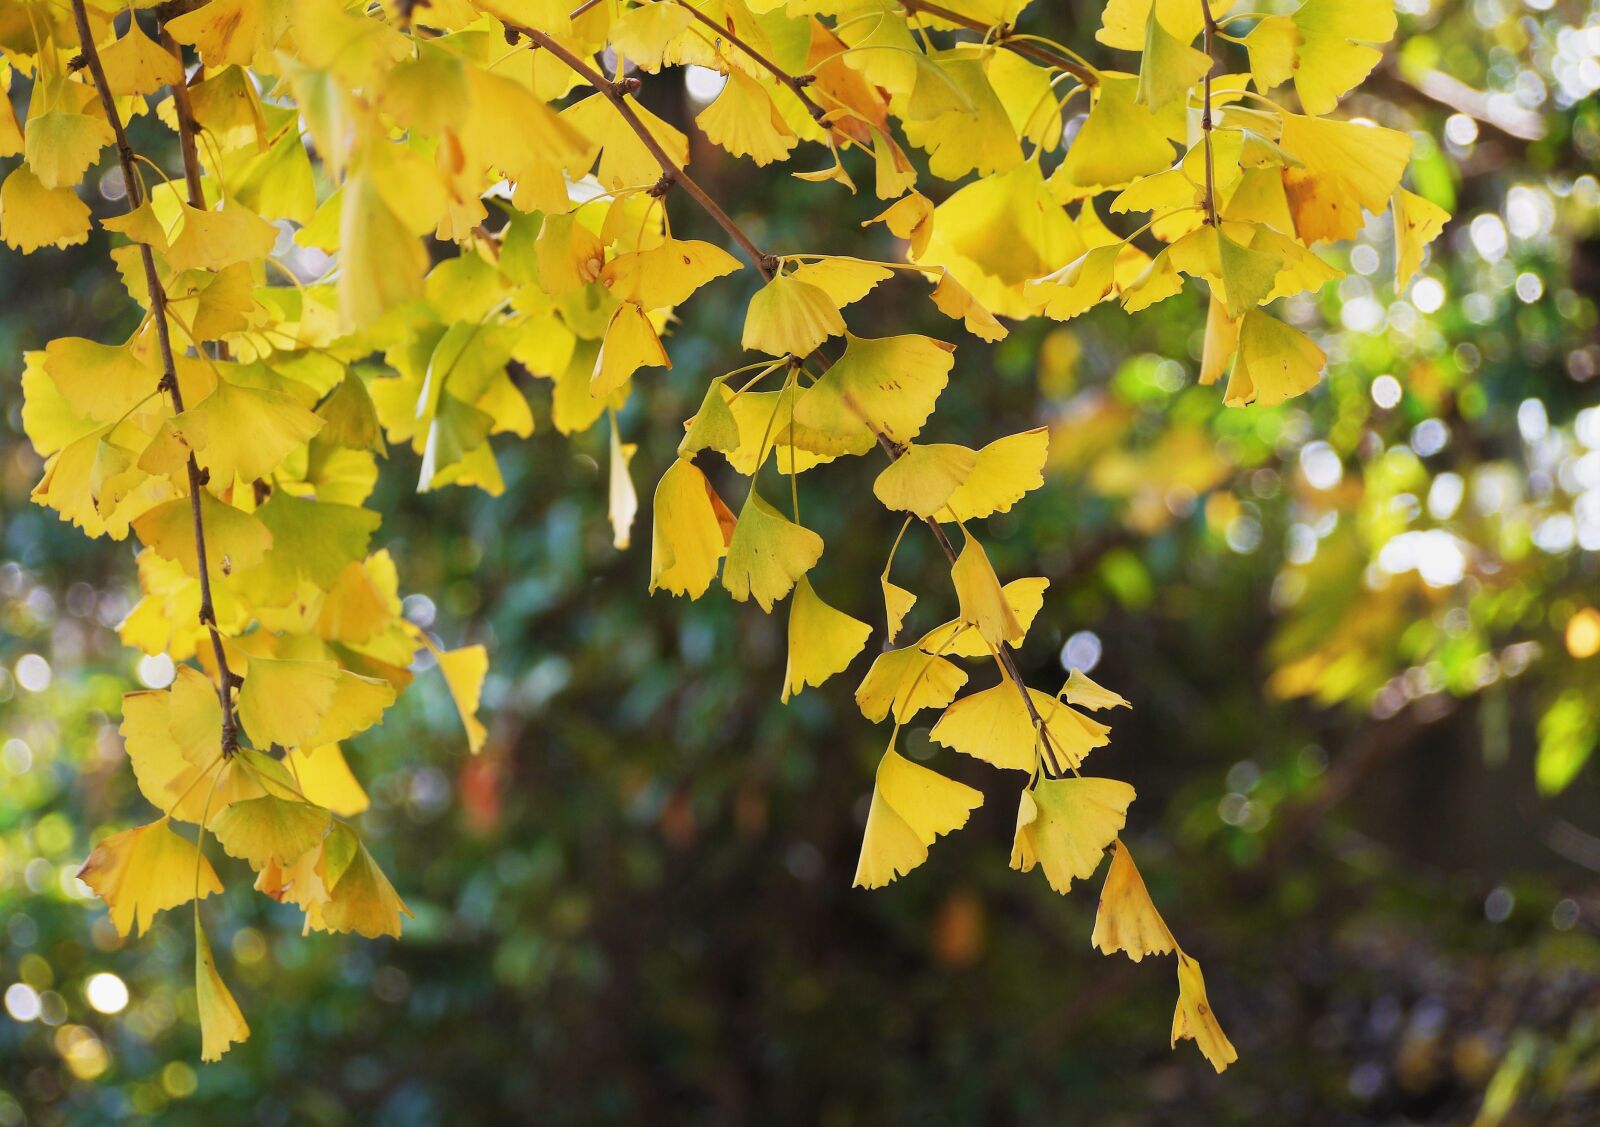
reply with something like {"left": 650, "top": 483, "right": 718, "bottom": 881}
{"left": 900, "top": 0, "right": 1097, "bottom": 87}
{"left": 160, "top": 29, "right": 206, "bottom": 209}
{"left": 1199, "top": 0, "right": 1218, "bottom": 227}
{"left": 71, "top": 0, "right": 240, "bottom": 754}
{"left": 672, "top": 0, "right": 828, "bottom": 124}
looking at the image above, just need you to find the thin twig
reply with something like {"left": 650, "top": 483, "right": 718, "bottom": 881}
{"left": 1199, "top": 0, "right": 1218, "bottom": 227}
{"left": 71, "top": 0, "right": 240, "bottom": 754}
{"left": 672, "top": 0, "right": 828, "bottom": 124}
{"left": 900, "top": 0, "right": 1097, "bottom": 86}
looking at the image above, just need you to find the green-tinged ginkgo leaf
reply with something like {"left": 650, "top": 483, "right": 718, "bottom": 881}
{"left": 132, "top": 493, "right": 273, "bottom": 578}
{"left": 1092, "top": 839, "right": 1176, "bottom": 962}
{"left": 1136, "top": 6, "right": 1211, "bottom": 112}
{"left": 1173, "top": 951, "right": 1239, "bottom": 1072}
{"left": 195, "top": 918, "right": 250, "bottom": 1062}
{"left": 238, "top": 657, "right": 340, "bottom": 749}
{"left": 165, "top": 202, "right": 279, "bottom": 274}
{"left": 853, "top": 747, "right": 983, "bottom": 889}
{"left": 23, "top": 109, "right": 113, "bottom": 190}
{"left": 855, "top": 646, "right": 968, "bottom": 724}
{"left": 1393, "top": 187, "right": 1450, "bottom": 288}
{"left": 1291, "top": 0, "right": 1397, "bottom": 115}
{"left": 1010, "top": 776, "right": 1135, "bottom": 893}
{"left": 722, "top": 491, "right": 824, "bottom": 611}
{"left": 1223, "top": 309, "right": 1327, "bottom": 408}
{"left": 41, "top": 336, "right": 157, "bottom": 423}
{"left": 1, "top": 165, "right": 92, "bottom": 251}
{"left": 950, "top": 533, "right": 1024, "bottom": 650}
{"left": 941, "top": 428, "right": 1049, "bottom": 522}
{"left": 742, "top": 272, "right": 845, "bottom": 357}
{"left": 309, "top": 824, "right": 412, "bottom": 939}
{"left": 873, "top": 443, "right": 977, "bottom": 519}
{"left": 790, "top": 333, "right": 955, "bottom": 456}
{"left": 650, "top": 458, "right": 732, "bottom": 599}
{"left": 783, "top": 576, "right": 872, "bottom": 702}
{"left": 173, "top": 377, "right": 325, "bottom": 485}
{"left": 77, "top": 819, "right": 223, "bottom": 937}
{"left": 211, "top": 795, "right": 332, "bottom": 870}
{"left": 1217, "top": 227, "right": 1282, "bottom": 319}
{"left": 678, "top": 376, "right": 742, "bottom": 458}
{"left": 1055, "top": 76, "right": 1176, "bottom": 194}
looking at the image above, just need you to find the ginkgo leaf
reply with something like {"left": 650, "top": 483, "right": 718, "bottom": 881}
{"left": 1097, "top": 0, "right": 1204, "bottom": 51}
{"left": 1217, "top": 227, "right": 1282, "bottom": 319}
{"left": 928, "top": 271, "right": 1008, "bottom": 341}
{"left": 853, "top": 748, "right": 983, "bottom": 889}
{"left": 1032, "top": 244, "right": 1121, "bottom": 321}
{"left": 1062, "top": 668, "right": 1131, "bottom": 711}
{"left": 882, "top": 577, "right": 916, "bottom": 643}
{"left": 1291, "top": 0, "right": 1397, "bottom": 115}
{"left": 1136, "top": 6, "right": 1211, "bottom": 112}
{"left": 600, "top": 238, "right": 742, "bottom": 310}
{"left": 697, "top": 67, "right": 798, "bottom": 166}
{"left": 289, "top": 746, "right": 370, "bottom": 817}
{"left": 941, "top": 428, "right": 1049, "bottom": 522}
{"left": 650, "top": 458, "right": 731, "bottom": 599}
{"left": 23, "top": 109, "right": 113, "bottom": 190}
{"left": 1, "top": 165, "right": 92, "bottom": 251}
{"left": 1279, "top": 113, "right": 1412, "bottom": 244}
{"left": 310, "top": 670, "right": 397, "bottom": 748}
{"left": 930, "top": 682, "right": 1109, "bottom": 771}
{"left": 866, "top": 190, "right": 935, "bottom": 259}
{"left": 609, "top": 413, "right": 639, "bottom": 551}
{"left": 855, "top": 646, "right": 968, "bottom": 724}
{"left": 782, "top": 576, "right": 871, "bottom": 702}
{"left": 1243, "top": 15, "right": 1300, "bottom": 92}
{"left": 678, "top": 377, "right": 742, "bottom": 458}
{"left": 310, "top": 824, "right": 412, "bottom": 939}
{"left": 788, "top": 258, "right": 894, "bottom": 309}
{"left": 1393, "top": 187, "right": 1450, "bottom": 288}
{"left": 98, "top": 19, "right": 186, "bottom": 96}
{"left": 1172, "top": 951, "right": 1239, "bottom": 1072}
{"left": 133, "top": 493, "right": 273, "bottom": 579}
{"left": 41, "top": 336, "right": 157, "bottom": 423}
{"left": 434, "top": 643, "right": 489, "bottom": 754}
{"left": 790, "top": 333, "right": 955, "bottom": 455}
{"left": 168, "top": 0, "right": 282, "bottom": 67}
{"left": 918, "top": 577, "right": 1050, "bottom": 659}
{"left": 536, "top": 212, "right": 605, "bottom": 297}
{"left": 1055, "top": 76, "right": 1176, "bottom": 194}
{"left": 165, "top": 202, "right": 279, "bottom": 274}
{"left": 593, "top": 302, "right": 670, "bottom": 396}
{"left": 1092, "top": 839, "right": 1176, "bottom": 962}
{"left": 722, "top": 491, "right": 824, "bottom": 611}
{"left": 742, "top": 273, "right": 845, "bottom": 357}
{"left": 1010, "top": 777, "right": 1135, "bottom": 894}
{"left": 950, "top": 534, "right": 1024, "bottom": 650}
{"left": 77, "top": 820, "right": 223, "bottom": 937}
{"left": 173, "top": 377, "right": 325, "bottom": 485}
{"left": 238, "top": 657, "right": 340, "bottom": 749}
{"left": 873, "top": 444, "right": 977, "bottom": 519}
{"left": 211, "top": 795, "right": 332, "bottom": 870}
{"left": 1199, "top": 294, "right": 1241, "bottom": 386}
{"left": 1223, "top": 310, "right": 1327, "bottom": 408}
{"left": 195, "top": 918, "right": 250, "bottom": 1062}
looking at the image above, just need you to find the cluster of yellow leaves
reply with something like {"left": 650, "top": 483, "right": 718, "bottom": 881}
{"left": 2, "top": 0, "right": 1448, "bottom": 1072}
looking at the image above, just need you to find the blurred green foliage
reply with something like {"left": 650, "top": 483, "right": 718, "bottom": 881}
{"left": 3, "top": 0, "right": 1600, "bottom": 1124}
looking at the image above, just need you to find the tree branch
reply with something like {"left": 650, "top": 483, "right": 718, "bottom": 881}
{"left": 672, "top": 0, "right": 828, "bottom": 124}
{"left": 900, "top": 0, "right": 1097, "bottom": 87}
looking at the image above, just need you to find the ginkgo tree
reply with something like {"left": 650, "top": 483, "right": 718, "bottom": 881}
{"left": 0, "top": 0, "right": 1447, "bottom": 1069}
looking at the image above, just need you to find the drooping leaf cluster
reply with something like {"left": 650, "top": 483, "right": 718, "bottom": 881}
{"left": 1, "top": 0, "right": 1447, "bottom": 1067}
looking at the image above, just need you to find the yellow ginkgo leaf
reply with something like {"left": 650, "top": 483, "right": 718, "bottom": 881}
{"left": 918, "top": 577, "right": 1049, "bottom": 658}
{"left": 928, "top": 271, "right": 1008, "bottom": 341}
{"left": 882, "top": 577, "right": 916, "bottom": 642}
{"left": 435, "top": 643, "right": 489, "bottom": 754}
{"left": 678, "top": 376, "right": 742, "bottom": 458}
{"left": 1092, "top": 839, "right": 1176, "bottom": 962}
{"left": 1279, "top": 113, "right": 1412, "bottom": 244}
{"left": 338, "top": 173, "right": 428, "bottom": 328}
{"left": 1136, "top": 6, "right": 1211, "bottom": 112}
{"left": 853, "top": 747, "right": 983, "bottom": 889}
{"left": 288, "top": 745, "right": 370, "bottom": 817}
{"left": 1223, "top": 309, "right": 1326, "bottom": 408}
{"left": 1032, "top": 244, "right": 1121, "bottom": 321}
{"left": 1062, "top": 668, "right": 1131, "bottom": 711}
{"left": 941, "top": 428, "right": 1049, "bottom": 522}
{"left": 900, "top": 53, "right": 1022, "bottom": 180}
{"left": 173, "top": 377, "right": 325, "bottom": 485}
{"left": 1393, "top": 187, "right": 1450, "bottom": 288}
{"left": 1243, "top": 15, "right": 1299, "bottom": 92}
{"left": 697, "top": 67, "right": 798, "bottom": 166}
{"left": 1010, "top": 776, "right": 1135, "bottom": 894}
{"left": 865, "top": 190, "right": 934, "bottom": 259}
{"left": 537, "top": 212, "right": 605, "bottom": 296}
{"left": 609, "top": 413, "right": 639, "bottom": 551}
{"left": 650, "top": 458, "right": 731, "bottom": 599}
{"left": 165, "top": 202, "right": 279, "bottom": 274}
{"left": 788, "top": 258, "right": 894, "bottom": 309}
{"left": 1, "top": 165, "right": 92, "bottom": 251}
{"left": 310, "top": 670, "right": 396, "bottom": 748}
{"left": 1097, "top": 0, "right": 1204, "bottom": 51}
{"left": 931, "top": 682, "right": 1109, "bottom": 771}
{"left": 309, "top": 824, "right": 412, "bottom": 939}
{"left": 600, "top": 237, "right": 742, "bottom": 311}
{"left": 1054, "top": 76, "right": 1176, "bottom": 195}
{"left": 195, "top": 918, "right": 250, "bottom": 1062}
{"left": 41, "top": 336, "right": 157, "bottom": 423}
{"left": 1172, "top": 951, "right": 1239, "bottom": 1072}
{"left": 238, "top": 656, "right": 340, "bottom": 749}
{"left": 1199, "top": 294, "right": 1240, "bottom": 386}
{"left": 873, "top": 443, "right": 977, "bottom": 519}
{"left": 742, "top": 272, "right": 845, "bottom": 357}
{"left": 722, "top": 491, "right": 824, "bottom": 611}
{"left": 855, "top": 646, "right": 968, "bottom": 724}
{"left": 790, "top": 333, "right": 955, "bottom": 455}
{"left": 562, "top": 92, "right": 689, "bottom": 191}
{"left": 132, "top": 493, "right": 273, "bottom": 579}
{"left": 23, "top": 109, "right": 113, "bottom": 190}
{"left": 1291, "top": 0, "right": 1396, "bottom": 115}
{"left": 593, "top": 302, "right": 670, "bottom": 397}
{"left": 211, "top": 795, "right": 332, "bottom": 870}
{"left": 168, "top": 0, "right": 280, "bottom": 67}
{"left": 77, "top": 819, "right": 223, "bottom": 937}
{"left": 98, "top": 19, "right": 186, "bottom": 97}
{"left": 782, "top": 576, "right": 872, "bottom": 702}
{"left": 950, "top": 533, "right": 1024, "bottom": 650}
